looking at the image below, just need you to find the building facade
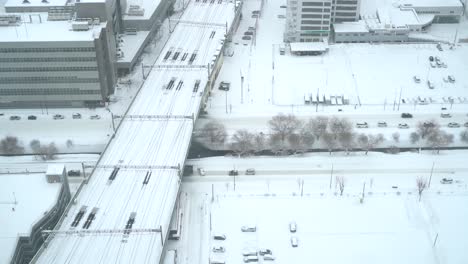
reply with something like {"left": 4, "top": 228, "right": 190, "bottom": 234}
{"left": 284, "top": 0, "right": 360, "bottom": 42}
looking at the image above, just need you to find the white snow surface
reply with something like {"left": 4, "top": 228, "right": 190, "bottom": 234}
{"left": 34, "top": 1, "right": 236, "bottom": 263}
{"left": 0, "top": 173, "right": 61, "bottom": 264}
{"left": 166, "top": 150, "right": 468, "bottom": 264}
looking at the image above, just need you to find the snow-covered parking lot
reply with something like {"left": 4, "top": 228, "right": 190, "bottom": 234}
{"left": 167, "top": 151, "right": 468, "bottom": 264}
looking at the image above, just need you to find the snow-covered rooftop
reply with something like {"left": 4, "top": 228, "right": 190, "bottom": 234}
{"left": 0, "top": 13, "right": 106, "bottom": 42}
{"left": 398, "top": 0, "right": 463, "bottom": 8}
{"left": 34, "top": 1, "right": 236, "bottom": 263}
{"left": 290, "top": 42, "right": 328, "bottom": 52}
{"left": 46, "top": 164, "right": 65, "bottom": 175}
{"left": 4, "top": 0, "right": 67, "bottom": 9}
{"left": 334, "top": 21, "right": 369, "bottom": 33}
{"left": 0, "top": 173, "right": 61, "bottom": 264}
{"left": 123, "top": 0, "right": 161, "bottom": 20}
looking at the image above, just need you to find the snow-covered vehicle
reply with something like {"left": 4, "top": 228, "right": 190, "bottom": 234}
{"left": 289, "top": 221, "right": 297, "bottom": 233}
{"left": 245, "top": 168, "right": 256, "bottom": 175}
{"left": 356, "top": 122, "right": 368, "bottom": 128}
{"left": 440, "top": 178, "right": 453, "bottom": 184}
{"left": 377, "top": 121, "right": 387, "bottom": 127}
{"left": 90, "top": 115, "right": 101, "bottom": 120}
{"left": 243, "top": 256, "right": 259, "bottom": 263}
{"left": 53, "top": 114, "right": 65, "bottom": 120}
{"left": 212, "top": 246, "right": 225, "bottom": 253}
{"left": 241, "top": 225, "right": 256, "bottom": 232}
{"left": 291, "top": 237, "right": 298, "bottom": 247}
{"left": 242, "top": 249, "right": 258, "bottom": 256}
{"left": 213, "top": 234, "right": 226, "bottom": 240}
{"left": 259, "top": 248, "right": 272, "bottom": 255}
{"left": 398, "top": 123, "right": 409, "bottom": 129}
{"left": 447, "top": 122, "right": 460, "bottom": 128}
{"left": 263, "top": 254, "right": 275, "bottom": 261}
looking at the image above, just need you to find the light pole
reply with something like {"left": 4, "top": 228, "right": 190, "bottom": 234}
{"left": 225, "top": 90, "right": 228, "bottom": 114}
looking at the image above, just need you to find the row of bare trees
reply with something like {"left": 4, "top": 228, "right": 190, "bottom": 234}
{"left": 197, "top": 114, "right": 468, "bottom": 156}
{"left": 0, "top": 136, "right": 61, "bottom": 160}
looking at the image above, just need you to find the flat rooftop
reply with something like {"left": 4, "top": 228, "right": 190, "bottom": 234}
{"left": 0, "top": 13, "right": 106, "bottom": 42}
{"left": 290, "top": 42, "right": 328, "bottom": 52}
{"left": 0, "top": 173, "right": 61, "bottom": 264}
{"left": 4, "top": 0, "right": 67, "bottom": 9}
{"left": 334, "top": 21, "right": 369, "bottom": 33}
{"left": 123, "top": 0, "right": 161, "bottom": 20}
{"left": 398, "top": 0, "right": 463, "bottom": 8}
{"left": 377, "top": 6, "right": 420, "bottom": 28}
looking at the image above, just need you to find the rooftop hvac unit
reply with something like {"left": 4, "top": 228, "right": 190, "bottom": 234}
{"left": 72, "top": 21, "right": 89, "bottom": 31}
{"left": 93, "top": 18, "right": 100, "bottom": 25}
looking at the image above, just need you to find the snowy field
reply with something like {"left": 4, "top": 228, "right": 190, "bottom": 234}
{"left": 166, "top": 150, "right": 468, "bottom": 264}
{"left": 207, "top": 0, "right": 468, "bottom": 118}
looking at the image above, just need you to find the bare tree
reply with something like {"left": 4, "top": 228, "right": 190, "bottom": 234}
{"left": 460, "top": 129, "right": 468, "bottom": 144}
{"left": 416, "top": 120, "right": 440, "bottom": 139}
{"left": 299, "top": 129, "right": 315, "bottom": 152}
{"left": 426, "top": 129, "right": 454, "bottom": 154}
{"left": 30, "top": 139, "right": 41, "bottom": 153}
{"left": 410, "top": 132, "right": 420, "bottom": 145}
{"left": 270, "top": 134, "right": 287, "bottom": 156}
{"left": 268, "top": 113, "right": 302, "bottom": 144}
{"left": 329, "top": 117, "right": 352, "bottom": 139}
{"left": 66, "top": 139, "right": 74, "bottom": 148}
{"left": 357, "top": 133, "right": 384, "bottom": 155}
{"left": 0, "top": 136, "right": 24, "bottom": 154}
{"left": 231, "top": 130, "right": 254, "bottom": 157}
{"left": 416, "top": 177, "right": 427, "bottom": 202}
{"left": 322, "top": 132, "right": 337, "bottom": 155}
{"left": 336, "top": 176, "right": 346, "bottom": 196}
{"left": 253, "top": 132, "right": 266, "bottom": 153}
{"left": 392, "top": 132, "right": 400, "bottom": 143}
{"left": 38, "top": 143, "right": 58, "bottom": 160}
{"left": 338, "top": 131, "right": 355, "bottom": 155}
{"left": 309, "top": 116, "right": 328, "bottom": 140}
{"left": 287, "top": 133, "right": 301, "bottom": 153}
{"left": 200, "top": 121, "right": 227, "bottom": 145}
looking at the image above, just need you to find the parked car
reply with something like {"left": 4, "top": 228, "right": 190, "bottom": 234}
{"left": 263, "top": 254, "right": 275, "bottom": 261}
{"left": 248, "top": 26, "right": 256, "bottom": 31}
{"left": 464, "top": 122, "right": 468, "bottom": 127}
{"left": 245, "top": 168, "right": 256, "bottom": 175}
{"left": 242, "top": 249, "right": 258, "bottom": 256}
{"left": 244, "top": 31, "right": 254, "bottom": 36}
{"left": 401, "top": 113, "right": 413, "bottom": 118}
{"left": 53, "top": 114, "right": 65, "bottom": 120}
{"left": 413, "top": 75, "right": 421, "bottom": 83}
{"left": 90, "top": 115, "right": 101, "bottom": 120}
{"left": 427, "top": 80, "right": 435, "bottom": 89}
{"left": 440, "top": 178, "right": 453, "bottom": 184}
{"left": 289, "top": 221, "right": 297, "bottom": 233}
{"left": 429, "top": 56, "right": 434, "bottom": 62}
{"left": 436, "top": 43, "right": 443, "bottom": 51}
{"left": 448, "top": 122, "right": 460, "bottom": 128}
{"left": 377, "top": 121, "right": 387, "bottom": 127}
{"left": 291, "top": 237, "right": 298, "bottom": 247}
{"left": 68, "top": 170, "right": 81, "bottom": 176}
{"left": 441, "top": 113, "right": 452, "bottom": 118}
{"left": 9, "top": 115, "right": 21, "bottom": 120}
{"left": 213, "top": 234, "right": 226, "bottom": 240}
{"left": 448, "top": 75, "right": 455, "bottom": 83}
{"left": 28, "top": 115, "right": 37, "bottom": 120}
{"left": 259, "top": 249, "right": 272, "bottom": 256}
{"left": 242, "top": 35, "right": 252, "bottom": 40}
{"left": 243, "top": 256, "right": 259, "bottom": 263}
{"left": 398, "top": 123, "right": 409, "bottom": 129}
{"left": 277, "top": 14, "right": 286, "bottom": 18}
{"left": 356, "top": 122, "right": 368, "bottom": 128}
{"left": 218, "top": 81, "right": 230, "bottom": 91}
{"left": 198, "top": 168, "right": 206, "bottom": 176}
{"left": 241, "top": 225, "right": 256, "bottom": 232}
{"left": 228, "top": 170, "right": 238, "bottom": 176}
{"left": 280, "top": 5, "right": 287, "bottom": 8}
{"left": 210, "top": 259, "right": 225, "bottom": 264}
{"left": 212, "top": 246, "right": 225, "bottom": 253}
{"left": 72, "top": 113, "right": 82, "bottom": 119}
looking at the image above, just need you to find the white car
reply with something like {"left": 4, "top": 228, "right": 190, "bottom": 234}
{"left": 243, "top": 256, "right": 259, "bottom": 263}
{"left": 291, "top": 236, "right": 298, "bottom": 247}
{"left": 90, "top": 115, "right": 101, "bottom": 120}
{"left": 356, "top": 122, "right": 369, "bottom": 128}
{"left": 377, "top": 121, "right": 387, "bottom": 127}
{"left": 259, "top": 249, "right": 272, "bottom": 256}
{"left": 53, "top": 114, "right": 65, "bottom": 120}
{"left": 413, "top": 75, "right": 421, "bottom": 83}
{"left": 427, "top": 81, "right": 435, "bottom": 89}
{"left": 263, "top": 254, "right": 275, "bottom": 261}
{"left": 398, "top": 123, "right": 409, "bottom": 129}
{"left": 289, "top": 221, "right": 297, "bottom": 233}
{"left": 242, "top": 249, "right": 258, "bottom": 256}
{"left": 440, "top": 178, "right": 453, "bottom": 184}
{"left": 241, "top": 225, "right": 256, "bottom": 232}
{"left": 212, "top": 246, "right": 225, "bottom": 253}
{"left": 447, "top": 122, "right": 460, "bottom": 128}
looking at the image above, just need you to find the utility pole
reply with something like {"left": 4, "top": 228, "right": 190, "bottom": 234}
{"left": 428, "top": 162, "right": 435, "bottom": 187}
{"left": 397, "top": 86, "right": 402, "bottom": 111}
{"left": 329, "top": 164, "right": 333, "bottom": 189}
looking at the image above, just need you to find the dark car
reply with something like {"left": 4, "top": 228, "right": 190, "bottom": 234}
{"left": 68, "top": 170, "right": 81, "bottom": 176}
{"left": 228, "top": 170, "right": 238, "bottom": 176}
{"left": 401, "top": 113, "right": 413, "bottom": 118}
{"left": 429, "top": 56, "right": 434, "bottom": 62}
{"left": 218, "top": 81, "right": 230, "bottom": 91}
{"left": 9, "top": 115, "right": 21, "bottom": 121}
{"left": 28, "top": 115, "right": 37, "bottom": 120}
{"left": 244, "top": 31, "right": 254, "bottom": 36}
{"left": 242, "top": 35, "right": 252, "bottom": 40}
